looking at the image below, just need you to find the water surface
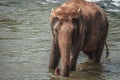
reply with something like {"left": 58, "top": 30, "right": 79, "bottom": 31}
{"left": 0, "top": 0, "right": 120, "bottom": 80}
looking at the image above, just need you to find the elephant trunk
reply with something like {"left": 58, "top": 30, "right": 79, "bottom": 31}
{"left": 58, "top": 26, "right": 73, "bottom": 77}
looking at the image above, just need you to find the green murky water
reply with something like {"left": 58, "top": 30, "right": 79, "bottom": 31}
{"left": 0, "top": 0, "right": 120, "bottom": 80}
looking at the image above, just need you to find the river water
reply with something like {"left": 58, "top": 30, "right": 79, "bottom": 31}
{"left": 0, "top": 0, "right": 120, "bottom": 80}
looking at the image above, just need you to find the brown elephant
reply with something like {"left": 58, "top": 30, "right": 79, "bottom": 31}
{"left": 49, "top": 0, "right": 109, "bottom": 77}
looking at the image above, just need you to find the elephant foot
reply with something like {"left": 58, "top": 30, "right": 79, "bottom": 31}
{"left": 69, "top": 66, "right": 76, "bottom": 71}
{"left": 87, "top": 58, "right": 100, "bottom": 63}
{"left": 93, "top": 59, "right": 101, "bottom": 63}
{"left": 62, "top": 66, "right": 70, "bottom": 77}
{"left": 62, "top": 72, "right": 69, "bottom": 77}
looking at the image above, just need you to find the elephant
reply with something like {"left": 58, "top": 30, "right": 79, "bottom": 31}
{"left": 49, "top": 0, "right": 109, "bottom": 77}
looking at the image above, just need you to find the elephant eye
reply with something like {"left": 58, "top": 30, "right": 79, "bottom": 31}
{"left": 72, "top": 18, "right": 79, "bottom": 26}
{"left": 52, "top": 17, "right": 59, "bottom": 26}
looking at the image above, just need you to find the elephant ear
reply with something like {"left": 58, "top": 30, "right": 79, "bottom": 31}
{"left": 78, "top": 8, "right": 84, "bottom": 34}
{"left": 78, "top": 8, "right": 86, "bottom": 49}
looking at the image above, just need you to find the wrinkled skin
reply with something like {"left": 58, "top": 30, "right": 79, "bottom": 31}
{"left": 49, "top": 0, "right": 109, "bottom": 77}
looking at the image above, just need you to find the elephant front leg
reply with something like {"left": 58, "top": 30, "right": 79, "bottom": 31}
{"left": 70, "top": 48, "right": 79, "bottom": 71}
{"left": 49, "top": 39, "right": 60, "bottom": 70}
